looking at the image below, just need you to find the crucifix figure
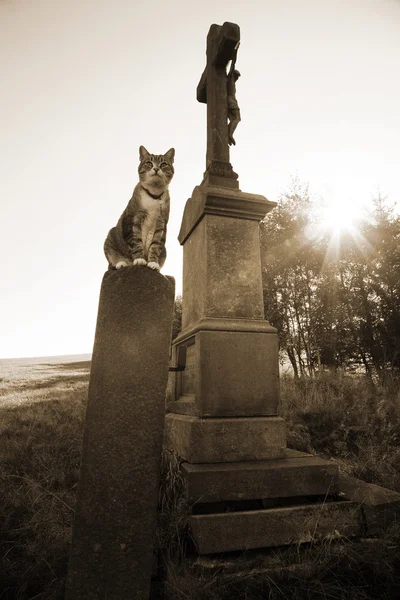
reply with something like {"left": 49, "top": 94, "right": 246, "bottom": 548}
{"left": 227, "top": 45, "right": 241, "bottom": 146}
{"left": 197, "top": 22, "right": 240, "bottom": 188}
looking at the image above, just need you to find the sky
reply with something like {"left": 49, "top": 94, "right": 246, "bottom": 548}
{"left": 1, "top": 0, "right": 399, "bottom": 359}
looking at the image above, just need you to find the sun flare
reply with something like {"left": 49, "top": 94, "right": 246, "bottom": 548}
{"left": 307, "top": 192, "right": 371, "bottom": 265}
{"left": 317, "top": 196, "right": 361, "bottom": 236}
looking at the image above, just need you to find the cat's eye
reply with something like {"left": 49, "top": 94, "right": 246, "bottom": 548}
{"left": 160, "top": 162, "right": 168, "bottom": 169}
{"left": 145, "top": 160, "right": 153, "bottom": 167}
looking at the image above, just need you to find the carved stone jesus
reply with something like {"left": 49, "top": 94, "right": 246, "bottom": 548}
{"left": 227, "top": 50, "right": 241, "bottom": 146}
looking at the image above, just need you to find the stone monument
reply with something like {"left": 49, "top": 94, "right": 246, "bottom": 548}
{"left": 65, "top": 268, "right": 175, "bottom": 599}
{"left": 165, "top": 21, "right": 400, "bottom": 554}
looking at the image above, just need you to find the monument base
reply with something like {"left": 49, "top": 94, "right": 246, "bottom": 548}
{"left": 189, "top": 498, "right": 362, "bottom": 554}
{"left": 169, "top": 326, "right": 280, "bottom": 417}
{"left": 164, "top": 413, "right": 286, "bottom": 463}
{"left": 181, "top": 449, "right": 339, "bottom": 503}
{"left": 186, "top": 472, "right": 400, "bottom": 554}
{"left": 161, "top": 446, "right": 400, "bottom": 554}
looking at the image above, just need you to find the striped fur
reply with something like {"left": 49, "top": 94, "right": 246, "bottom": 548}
{"left": 104, "top": 146, "right": 175, "bottom": 271}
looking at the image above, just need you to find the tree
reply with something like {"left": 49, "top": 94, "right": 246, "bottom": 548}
{"left": 260, "top": 178, "right": 325, "bottom": 376}
{"left": 260, "top": 180, "right": 400, "bottom": 378}
{"left": 172, "top": 295, "right": 182, "bottom": 341}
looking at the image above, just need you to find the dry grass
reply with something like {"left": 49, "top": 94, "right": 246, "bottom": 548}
{"left": 0, "top": 358, "right": 89, "bottom": 600}
{"left": 1, "top": 360, "right": 400, "bottom": 599}
{"left": 157, "top": 450, "right": 191, "bottom": 564}
{"left": 283, "top": 373, "right": 400, "bottom": 492}
{"left": 164, "top": 530, "right": 400, "bottom": 600}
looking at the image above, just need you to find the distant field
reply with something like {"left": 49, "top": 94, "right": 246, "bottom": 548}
{"left": 0, "top": 355, "right": 91, "bottom": 408}
{"left": 0, "top": 353, "right": 91, "bottom": 366}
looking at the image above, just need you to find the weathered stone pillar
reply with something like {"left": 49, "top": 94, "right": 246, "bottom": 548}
{"left": 65, "top": 267, "right": 174, "bottom": 600}
{"left": 165, "top": 184, "right": 285, "bottom": 461}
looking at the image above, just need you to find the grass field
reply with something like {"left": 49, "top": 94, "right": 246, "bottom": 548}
{"left": 1, "top": 357, "right": 400, "bottom": 599}
{"left": 0, "top": 356, "right": 90, "bottom": 600}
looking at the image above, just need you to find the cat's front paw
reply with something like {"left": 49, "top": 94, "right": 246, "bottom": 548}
{"left": 115, "top": 260, "right": 130, "bottom": 269}
{"left": 133, "top": 258, "right": 147, "bottom": 266}
{"left": 147, "top": 261, "right": 160, "bottom": 271}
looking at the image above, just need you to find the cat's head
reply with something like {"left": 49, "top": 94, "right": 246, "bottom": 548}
{"left": 138, "top": 146, "right": 175, "bottom": 191}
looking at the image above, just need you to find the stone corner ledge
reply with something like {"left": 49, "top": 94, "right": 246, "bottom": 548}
{"left": 173, "top": 318, "right": 277, "bottom": 346}
{"left": 339, "top": 474, "right": 400, "bottom": 535}
{"left": 178, "top": 185, "right": 277, "bottom": 244}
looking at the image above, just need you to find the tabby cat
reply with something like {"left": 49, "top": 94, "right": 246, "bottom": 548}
{"left": 104, "top": 145, "right": 175, "bottom": 271}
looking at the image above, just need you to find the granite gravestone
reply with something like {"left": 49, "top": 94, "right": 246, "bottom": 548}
{"left": 65, "top": 267, "right": 174, "bottom": 600}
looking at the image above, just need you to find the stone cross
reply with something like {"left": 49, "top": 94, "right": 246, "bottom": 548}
{"left": 197, "top": 21, "right": 240, "bottom": 188}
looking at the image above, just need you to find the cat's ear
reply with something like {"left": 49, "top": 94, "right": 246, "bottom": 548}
{"left": 139, "top": 146, "right": 149, "bottom": 161}
{"left": 165, "top": 148, "right": 175, "bottom": 162}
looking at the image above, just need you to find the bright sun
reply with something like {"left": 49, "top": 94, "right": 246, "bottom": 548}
{"left": 307, "top": 193, "right": 369, "bottom": 265}
{"left": 316, "top": 195, "right": 362, "bottom": 236}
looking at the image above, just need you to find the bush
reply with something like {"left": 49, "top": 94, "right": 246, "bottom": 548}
{"left": 283, "top": 373, "right": 400, "bottom": 491}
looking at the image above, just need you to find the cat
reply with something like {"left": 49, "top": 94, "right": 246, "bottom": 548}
{"left": 104, "top": 145, "right": 175, "bottom": 271}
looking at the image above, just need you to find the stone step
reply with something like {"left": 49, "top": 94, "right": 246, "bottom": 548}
{"left": 188, "top": 500, "right": 363, "bottom": 554}
{"left": 164, "top": 413, "right": 286, "bottom": 463}
{"left": 339, "top": 474, "right": 400, "bottom": 535}
{"left": 182, "top": 450, "right": 339, "bottom": 504}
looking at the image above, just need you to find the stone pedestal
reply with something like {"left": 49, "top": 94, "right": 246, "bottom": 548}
{"left": 163, "top": 183, "right": 345, "bottom": 553}
{"left": 65, "top": 268, "right": 175, "bottom": 600}
{"left": 170, "top": 328, "right": 280, "bottom": 418}
{"left": 165, "top": 184, "right": 285, "bottom": 463}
